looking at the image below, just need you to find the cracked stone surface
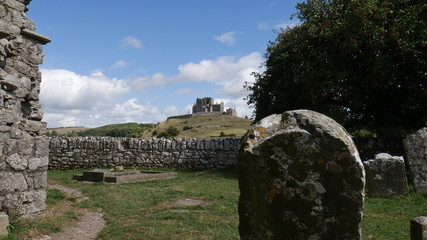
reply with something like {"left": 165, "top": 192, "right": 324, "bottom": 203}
{"left": 238, "top": 110, "right": 365, "bottom": 240}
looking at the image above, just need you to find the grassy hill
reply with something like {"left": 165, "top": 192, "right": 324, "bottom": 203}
{"left": 46, "top": 127, "right": 88, "bottom": 135}
{"left": 77, "top": 122, "right": 156, "bottom": 137}
{"left": 143, "top": 114, "right": 253, "bottom": 138}
{"left": 46, "top": 115, "right": 253, "bottom": 139}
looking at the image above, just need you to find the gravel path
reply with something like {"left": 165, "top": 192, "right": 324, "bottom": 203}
{"left": 33, "top": 184, "right": 106, "bottom": 240}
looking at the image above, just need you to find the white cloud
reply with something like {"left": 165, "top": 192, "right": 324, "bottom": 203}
{"left": 40, "top": 69, "right": 129, "bottom": 110}
{"left": 214, "top": 31, "right": 237, "bottom": 46}
{"left": 174, "top": 88, "right": 202, "bottom": 95}
{"left": 257, "top": 21, "right": 299, "bottom": 31}
{"left": 111, "top": 60, "right": 129, "bottom": 69}
{"left": 131, "top": 52, "right": 264, "bottom": 99}
{"left": 216, "top": 97, "right": 253, "bottom": 119}
{"left": 40, "top": 52, "right": 264, "bottom": 127}
{"left": 120, "top": 36, "right": 143, "bottom": 49}
{"left": 274, "top": 21, "right": 299, "bottom": 30}
{"left": 257, "top": 21, "right": 271, "bottom": 30}
{"left": 131, "top": 73, "right": 168, "bottom": 92}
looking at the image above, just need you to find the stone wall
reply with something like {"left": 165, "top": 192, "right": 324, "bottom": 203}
{"left": 0, "top": 0, "right": 50, "bottom": 216}
{"left": 48, "top": 137, "right": 242, "bottom": 170}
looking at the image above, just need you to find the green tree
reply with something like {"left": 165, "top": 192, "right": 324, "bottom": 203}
{"left": 246, "top": 0, "right": 427, "bottom": 136}
{"left": 166, "top": 126, "right": 180, "bottom": 137}
{"left": 50, "top": 130, "right": 59, "bottom": 137}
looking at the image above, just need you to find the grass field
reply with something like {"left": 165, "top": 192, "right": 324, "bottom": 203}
{"left": 146, "top": 115, "right": 253, "bottom": 138}
{"left": 3, "top": 169, "right": 427, "bottom": 239}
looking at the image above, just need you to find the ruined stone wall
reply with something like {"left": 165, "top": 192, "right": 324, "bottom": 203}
{"left": 0, "top": 0, "right": 50, "bottom": 216}
{"left": 49, "top": 137, "right": 241, "bottom": 170}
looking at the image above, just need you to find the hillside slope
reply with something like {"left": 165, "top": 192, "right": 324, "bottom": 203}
{"left": 144, "top": 114, "right": 253, "bottom": 138}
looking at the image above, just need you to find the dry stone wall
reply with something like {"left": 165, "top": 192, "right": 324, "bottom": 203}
{"left": 0, "top": 0, "right": 50, "bottom": 216}
{"left": 49, "top": 137, "right": 242, "bottom": 170}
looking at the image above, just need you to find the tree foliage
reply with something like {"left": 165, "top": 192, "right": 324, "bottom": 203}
{"left": 246, "top": 0, "right": 426, "bottom": 136}
{"left": 77, "top": 123, "right": 155, "bottom": 138}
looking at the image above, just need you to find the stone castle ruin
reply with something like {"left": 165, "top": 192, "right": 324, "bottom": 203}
{"left": 0, "top": 0, "right": 50, "bottom": 216}
{"left": 192, "top": 97, "right": 224, "bottom": 114}
{"left": 168, "top": 97, "right": 237, "bottom": 120}
{"left": 192, "top": 97, "right": 237, "bottom": 117}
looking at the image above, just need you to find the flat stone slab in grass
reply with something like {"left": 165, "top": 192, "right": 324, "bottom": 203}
{"left": 166, "top": 197, "right": 214, "bottom": 207}
{"left": 104, "top": 171, "right": 177, "bottom": 184}
{"left": 73, "top": 170, "right": 177, "bottom": 184}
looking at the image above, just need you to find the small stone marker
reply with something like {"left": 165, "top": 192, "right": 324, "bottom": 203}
{"left": 403, "top": 128, "right": 427, "bottom": 194}
{"left": 0, "top": 212, "right": 9, "bottom": 236}
{"left": 411, "top": 216, "right": 427, "bottom": 240}
{"left": 238, "top": 110, "right": 365, "bottom": 240}
{"left": 363, "top": 153, "right": 409, "bottom": 198}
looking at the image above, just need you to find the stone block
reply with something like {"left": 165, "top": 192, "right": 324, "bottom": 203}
{"left": 6, "top": 153, "right": 27, "bottom": 170}
{"left": 83, "top": 171, "right": 107, "bottom": 182}
{"left": 0, "top": 171, "right": 28, "bottom": 193}
{"left": 0, "top": 212, "right": 8, "bottom": 236}
{"left": 404, "top": 128, "right": 427, "bottom": 194}
{"left": 3, "top": 189, "right": 46, "bottom": 216}
{"left": 238, "top": 110, "right": 365, "bottom": 240}
{"left": 363, "top": 153, "right": 409, "bottom": 198}
{"left": 411, "top": 216, "right": 427, "bottom": 240}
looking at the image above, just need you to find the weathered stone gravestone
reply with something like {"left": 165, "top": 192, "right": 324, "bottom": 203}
{"left": 0, "top": 0, "right": 50, "bottom": 217}
{"left": 411, "top": 216, "right": 427, "bottom": 240}
{"left": 363, "top": 153, "right": 409, "bottom": 198}
{"left": 238, "top": 110, "right": 365, "bottom": 240}
{"left": 404, "top": 128, "right": 427, "bottom": 194}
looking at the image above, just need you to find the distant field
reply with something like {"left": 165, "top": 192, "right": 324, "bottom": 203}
{"left": 46, "top": 115, "right": 253, "bottom": 139}
{"left": 47, "top": 127, "right": 88, "bottom": 135}
{"left": 143, "top": 114, "right": 253, "bottom": 138}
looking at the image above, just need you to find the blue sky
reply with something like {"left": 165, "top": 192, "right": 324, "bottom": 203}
{"left": 27, "top": 0, "right": 300, "bottom": 128}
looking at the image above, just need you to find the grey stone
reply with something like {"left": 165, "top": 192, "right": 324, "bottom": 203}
{"left": 0, "top": 171, "right": 28, "bottom": 193}
{"left": 364, "top": 153, "right": 409, "bottom": 198}
{"left": 0, "top": 212, "right": 8, "bottom": 236}
{"left": 238, "top": 110, "right": 365, "bottom": 240}
{"left": 411, "top": 216, "right": 427, "bottom": 240}
{"left": 28, "top": 156, "right": 48, "bottom": 171}
{"left": 3, "top": 189, "right": 46, "bottom": 216}
{"left": 0, "top": 19, "right": 20, "bottom": 38}
{"left": 6, "top": 153, "right": 27, "bottom": 170}
{"left": 403, "top": 128, "right": 427, "bottom": 194}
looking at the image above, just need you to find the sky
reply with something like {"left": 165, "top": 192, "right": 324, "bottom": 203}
{"left": 26, "top": 0, "right": 301, "bottom": 128}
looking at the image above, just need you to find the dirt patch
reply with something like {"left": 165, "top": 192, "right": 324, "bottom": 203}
{"left": 32, "top": 184, "right": 106, "bottom": 240}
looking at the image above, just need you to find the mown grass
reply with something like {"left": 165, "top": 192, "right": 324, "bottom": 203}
{"left": 3, "top": 169, "right": 427, "bottom": 239}
{"left": 49, "top": 169, "right": 239, "bottom": 240}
